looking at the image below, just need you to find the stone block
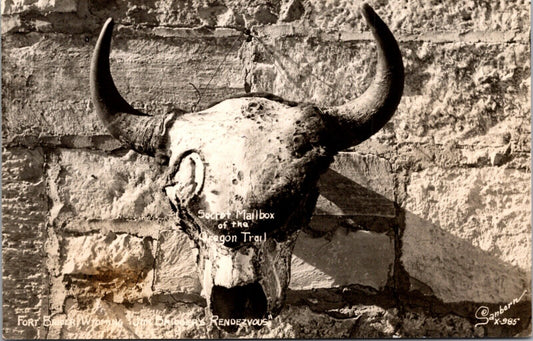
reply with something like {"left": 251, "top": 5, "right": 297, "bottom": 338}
{"left": 247, "top": 38, "right": 530, "bottom": 146}
{"left": 2, "top": 148, "right": 47, "bottom": 339}
{"left": 245, "top": 39, "right": 529, "bottom": 148}
{"left": 394, "top": 140, "right": 530, "bottom": 173}
{"left": 303, "top": 0, "right": 529, "bottom": 35}
{"left": 47, "top": 149, "right": 171, "bottom": 223}
{"left": 153, "top": 230, "right": 202, "bottom": 295}
{"left": 63, "top": 232, "right": 154, "bottom": 276}
{"left": 396, "top": 41, "right": 530, "bottom": 147}
{"left": 311, "top": 152, "right": 397, "bottom": 234}
{"left": 61, "top": 232, "right": 154, "bottom": 304}
{"left": 2, "top": 0, "right": 77, "bottom": 15}
{"left": 2, "top": 0, "right": 529, "bottom": 37}
{"left": 402, "top": 167, "right": 531, "bottom": 303}
{"left": 316, "top": 152, "right": 395, "bottom": 214}
{"left": 279, "top": 0, "right": 304, "bottom": 23}
{"left": 2, "top": 33, "right": 244, "bottom": 141}
{"left": 152, "top": 227, "right": 395, "bottom": 295}
{"left": 49, "top": 299, "right": 207, "bottom": 339}
{"left": 290, "top": 229, "right": 394, "bottom": 291}
{"left": 406, "top": 167, "right": 531, "bottom": 270}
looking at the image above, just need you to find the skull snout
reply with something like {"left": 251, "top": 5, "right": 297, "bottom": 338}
{"left": 203, "top": 248, "right": 268, "bottom": 332}
{"left": 195, "top": 235, "right": 298, "bottom": 330}
{"left": 211, "top": 282, "right": 268, "bottom": 321}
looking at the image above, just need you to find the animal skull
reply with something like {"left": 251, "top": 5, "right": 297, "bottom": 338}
{"left": 90, "top": 3, "right": 403, "bottom": 330}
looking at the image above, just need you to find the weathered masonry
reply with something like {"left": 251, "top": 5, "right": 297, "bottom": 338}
{"left": 2, "top": 0, "right": 531, "bottom": 338}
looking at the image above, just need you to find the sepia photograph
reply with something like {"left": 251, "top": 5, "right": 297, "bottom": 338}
{"left": 2, "top": 0, "right": 531, "bottom": 338}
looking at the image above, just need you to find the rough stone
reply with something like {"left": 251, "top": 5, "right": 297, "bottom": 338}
{"left": 2, "top": 0, "right": 77, "bottom": 15}
{"left": 241, "top": 304, "right": 483, "bottom": 338}
{"left": 401, "top": 166, "right": 531, "bottom": 303}
{"left": 279, "top": 0, "right": 304, "bottom": 23}
{"left": 245, "top": 39, "right": 530, "bottom": 148}
{"left": 290, "top": 229, "right": 394, "bottom": 291}
{"left": 49, "top": 299, "right": 208, "bottom": 339}
{"left": 2, "top": 32, "right": 245, "bottom": 140}
{"left": 398, "top": 311, "right": 477, "bottom": 338}
{"left": 396, "top": 41, "right": 530, "bottom": 147}
{"left": 255, "top": 305, "right": 397, "bottom": 338}
{"left": 403, "top": 209, "right": 529, "bottom": 303}
{"left": 2, "top": 148, "right": 48, "bottom": 339}
{"left": 406, "top": 167, "right": 531, "bottom": 271}
{"left": 310, "top": 152, "right": 397, "bottom": 235}
{"left": 153, "top": 230, "right": 202, "bottom": 295}
{"left": 47, "top": 149, "right": 171, "bottom": 223}
{"left": 197, "top": 5, "right": 231, "bottom": 26}
{"left": 1, "top": 15, "right": 22, "bottom": 34}
{"left": 304, "top": 0, "right": 529, "bottom": 35}
{"left": 1, "top": 0, "right": 531, "bottom": 338}
{"left": 63, "top": 232, "right": 154, "bottom": 276}
{"left": 1, "top": 1, "right": 529, "bottom": 37}
{"left": 249, "top": 5, "right": 278, "bottom": 25}
{"left": 61, "top": 232, "right": 154, "bottom": 304}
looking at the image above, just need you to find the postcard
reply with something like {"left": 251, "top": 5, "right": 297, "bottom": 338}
{"left": 2, "top": 0, "right": 530, "bottom": 338}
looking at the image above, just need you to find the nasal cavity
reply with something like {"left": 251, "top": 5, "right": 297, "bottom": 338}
{"left": 211, "top": 282, "right": 267, "bottom": 321}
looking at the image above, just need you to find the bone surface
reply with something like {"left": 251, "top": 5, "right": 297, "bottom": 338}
{"left": 88, "top": 3, "right": 404, "bottom": 328}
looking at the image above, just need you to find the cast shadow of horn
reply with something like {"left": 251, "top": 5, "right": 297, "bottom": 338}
{"left": 288, "top": 168, "right": 531, "bottom": 335}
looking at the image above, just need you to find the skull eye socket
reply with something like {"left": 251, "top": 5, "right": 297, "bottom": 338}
{"left": 291, "top": 133, "right": 313, "bottom": 158}
{"left": 164, "top": 151, "right": 205, "bottom": 206}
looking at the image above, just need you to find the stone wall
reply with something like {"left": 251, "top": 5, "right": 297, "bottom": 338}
{"left": 2, "top": 0, "right": 531, "bottom": 338}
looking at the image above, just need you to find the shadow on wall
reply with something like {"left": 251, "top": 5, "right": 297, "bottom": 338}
{"left": 46, "top": 149, "right": 531, "bottom": 337}
{"left": 289, "top": 168, "right": 531, "bottom": 334}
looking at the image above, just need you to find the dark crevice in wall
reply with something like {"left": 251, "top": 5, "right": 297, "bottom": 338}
{"left": 3, "top": 11, "right": 528, "bottom": 46}
{"left": 150, "top": 293, "right": 207, "bottom": 307}
{"left": 286, "top": 285, "right": 397, "bottom": 313}
{"left": 4, "top": 135, "right": 123, "bottom": 151}
{"left": 43, "top": 149, "right": 54, "bottom": 340}
{"left": 390, "top": 204, "right": 410, "bottom": 312}
{"left": 3, "top": 16, "right": 527, "bottom": 45}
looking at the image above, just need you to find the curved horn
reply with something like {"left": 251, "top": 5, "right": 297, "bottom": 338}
{"left": 90, "top": 18, "right": 173, "bottom": 156}
{"left": 322, "top": 4, "right": 404, "bottom": 151}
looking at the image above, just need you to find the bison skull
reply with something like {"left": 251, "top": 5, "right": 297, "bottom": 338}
{"left": 90, "top": 3, "right": 403, "bottom": 330}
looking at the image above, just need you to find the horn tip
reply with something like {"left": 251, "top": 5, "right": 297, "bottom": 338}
{"left": 103, "top": 17, "right": 114, "bottom": 30}
{"left": 360, "top": 3, "right": 376, "bottom": 21}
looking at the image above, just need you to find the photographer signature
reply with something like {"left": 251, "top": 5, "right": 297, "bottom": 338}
{"left": 475, "top": 289, "right": 527, "bottom": 328}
